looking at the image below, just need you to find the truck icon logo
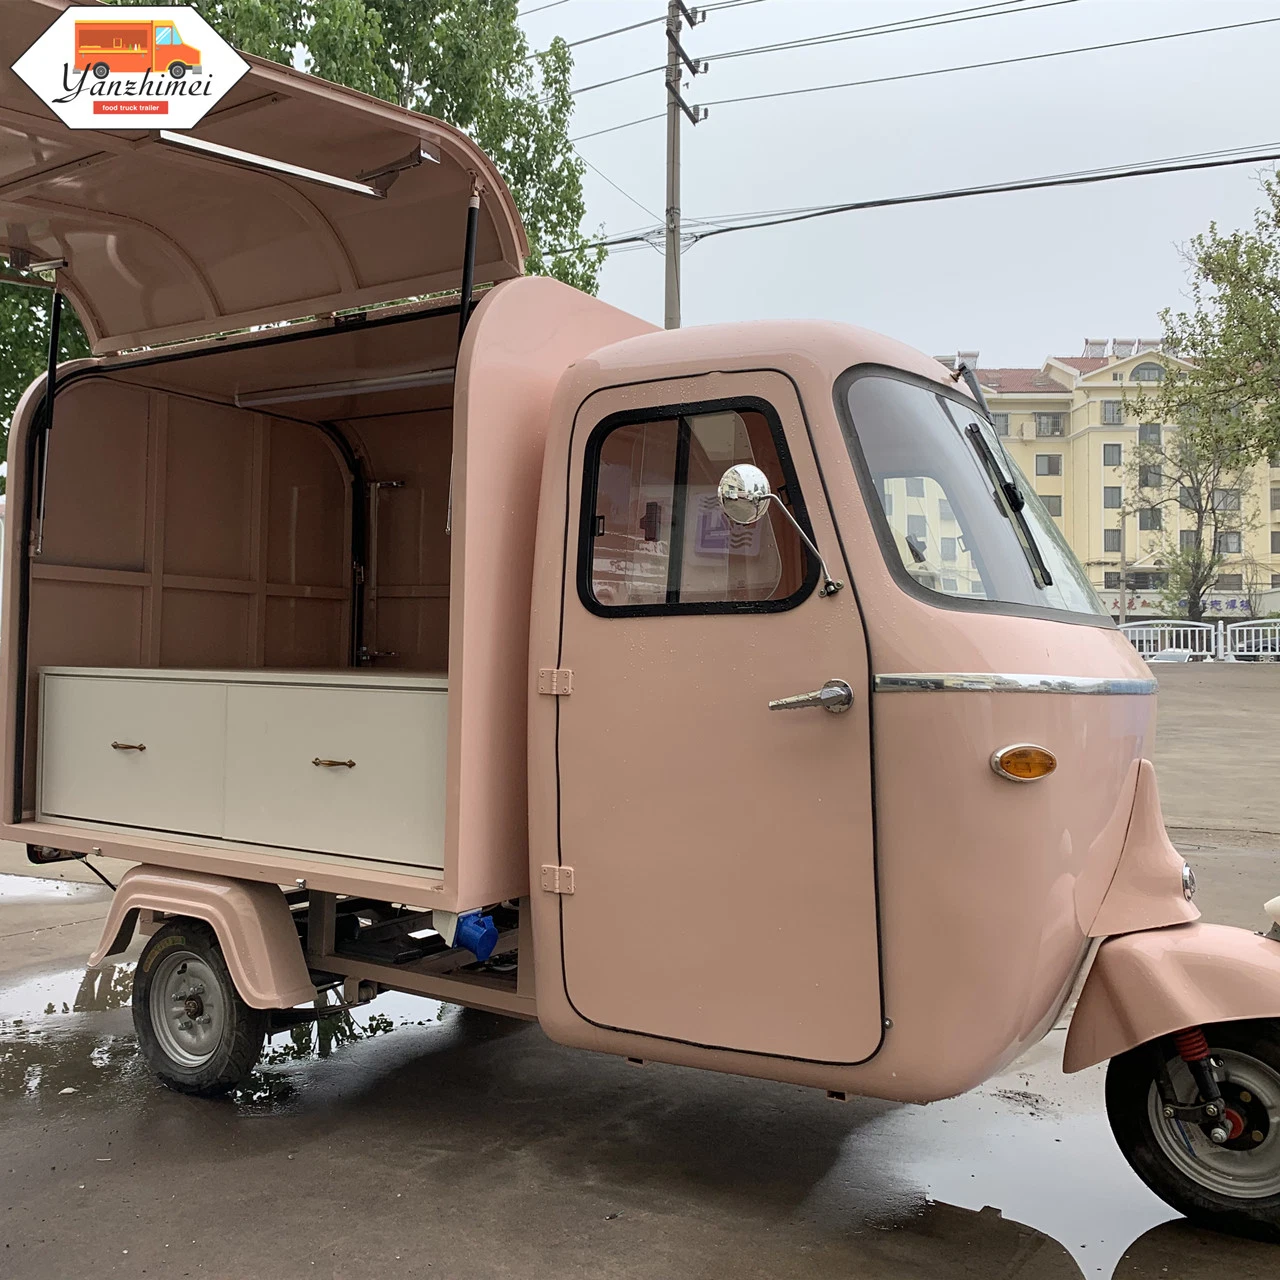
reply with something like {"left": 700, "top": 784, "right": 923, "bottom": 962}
{"left": 74, "top": 16, "right": 203, "bottom": 81}
{"left": 11, "top": 5, "right": 248, "bottom": 130}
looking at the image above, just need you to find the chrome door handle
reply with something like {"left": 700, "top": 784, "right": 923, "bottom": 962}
{"left": 768, "top": 679, "right": 854, "bottom": 714}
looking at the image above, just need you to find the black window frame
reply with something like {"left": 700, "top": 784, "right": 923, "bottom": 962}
{"left": 576, "top": 395, "right": 820, "bottom": 618}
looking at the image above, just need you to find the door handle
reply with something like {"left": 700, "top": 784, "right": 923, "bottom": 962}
{"left": 768, "top": 679, "right": 854, "bottom": 714}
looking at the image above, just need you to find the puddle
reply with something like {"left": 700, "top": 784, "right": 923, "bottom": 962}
{"left": 0, "top": 871, "right": 108, "bottom": 904}
{"left": 0, "top": 960, "right": 456, "bottom": 1107}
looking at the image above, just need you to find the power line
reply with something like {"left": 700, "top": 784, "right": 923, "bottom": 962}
{"left": 580, "top": 155, "right": 663, "bottom": 223}
{"left": 703, "top": 15, "right": 1280, "bottom": 111}
{"left": 570, "top": 145, "right": 1280, "bottom": 252}
{"left": 519, "top": 0, "right": 571, "bottom": 14}
{"left": 567, "top": 0, "right": 1054, "bottom": 95}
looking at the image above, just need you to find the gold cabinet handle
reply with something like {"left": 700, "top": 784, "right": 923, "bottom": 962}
{"left": 111, "top": 741, "right": 146, "bottom": 752}
{"left": 313, "top": 757, "right": 356, "bottom": 769}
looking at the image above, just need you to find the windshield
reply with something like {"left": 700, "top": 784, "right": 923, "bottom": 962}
{"left": 839, "top": 371, "right": 1108, "bottom": 619}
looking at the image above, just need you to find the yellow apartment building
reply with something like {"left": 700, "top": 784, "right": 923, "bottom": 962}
{"left": 940, "top": 340, "right": 1280, "bottom": 619}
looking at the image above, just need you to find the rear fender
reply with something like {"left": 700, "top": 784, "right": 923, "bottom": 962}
{"left": 1063, "top": 922, "right": 1280, "bottom": 1073}
{"left": 89, "top": 867, "right": 315, "bottom": 1010}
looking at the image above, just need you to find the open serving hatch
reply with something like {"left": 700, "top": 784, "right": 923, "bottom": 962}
{"left": 0, "top": 0, "right": 527, "bottom": 353}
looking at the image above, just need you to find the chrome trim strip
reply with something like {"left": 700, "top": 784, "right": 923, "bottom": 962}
{"left": 873, "top": 673, "right": 1158, "bottom": 695}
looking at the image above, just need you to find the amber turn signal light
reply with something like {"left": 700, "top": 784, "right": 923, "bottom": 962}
{"left": 990, "top": 744, "right": 1057, "bottom": 782}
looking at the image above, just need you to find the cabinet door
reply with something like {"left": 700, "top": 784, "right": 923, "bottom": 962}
{"left": 40, "top": 675, "right": 227, "bottom": 836}
{"left": 223, "top": 683, "right": 447, "bottom": 868}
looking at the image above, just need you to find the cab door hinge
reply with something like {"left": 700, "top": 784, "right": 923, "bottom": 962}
{"left": 540, "top": 865, "right": 575, "bottom": 895}
{"left": 538, "top": 668, "right": 573, "bottom": 696}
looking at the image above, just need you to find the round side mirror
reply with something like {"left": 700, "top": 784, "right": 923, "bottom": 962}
{"left": 717, "top": 463, "right": 773, "bottom": 526}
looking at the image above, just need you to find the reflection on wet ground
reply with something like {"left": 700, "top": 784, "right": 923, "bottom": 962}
{"left": 1, "top": 963, "right": 1277, "bottom": 1279}
{"left": 0, "top": 871, "right": 107, "bottom": 904}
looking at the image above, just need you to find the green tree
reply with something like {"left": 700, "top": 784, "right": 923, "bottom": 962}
{"left": 0, "top": 281, "right": 91, "bottom": 492}
{"left": 1122, "top": 421, "right": 1256, "bottom": 622}
{"left": 1144, "top": 171, "right": 1280, "bottom": 461}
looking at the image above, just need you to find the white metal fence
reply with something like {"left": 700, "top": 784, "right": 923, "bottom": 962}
{"left": 1119, "top": 618, "right": 1280, "bottom": 660}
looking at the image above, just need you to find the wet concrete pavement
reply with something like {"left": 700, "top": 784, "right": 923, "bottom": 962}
{"left": 0, "top": 668, "right": 1278, "bottom": 1277}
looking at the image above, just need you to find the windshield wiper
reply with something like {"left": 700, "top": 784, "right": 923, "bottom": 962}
{"left": 965, "top": 421, "right": 1054, "bottom": 590}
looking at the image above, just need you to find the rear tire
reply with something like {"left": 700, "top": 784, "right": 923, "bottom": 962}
{"left": 132, "top": 919, "right": 267, "bottom": 1097}
{"left": 1106, "top": 1019, "right": 1280, "bottom": 1242}
{"left": 91, "top": 62, "right": 109, "bottom": 79}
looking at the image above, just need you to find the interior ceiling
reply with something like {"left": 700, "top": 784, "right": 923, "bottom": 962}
{"left": 87, "top": 304, "right": 463, "bottom": 424}
{"left": 0, "top": 0, "right": 528, "bottom": 354}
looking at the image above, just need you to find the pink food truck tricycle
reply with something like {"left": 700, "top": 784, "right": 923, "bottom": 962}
{"left": 4, "top": 0, "right": 1280, "bottom": 1241}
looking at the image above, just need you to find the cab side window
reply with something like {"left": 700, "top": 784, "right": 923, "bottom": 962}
{"left": 581, "top": 402, "right": 815, "bottom": 614}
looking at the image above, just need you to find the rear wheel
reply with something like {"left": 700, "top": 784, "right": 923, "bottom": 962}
{"left": 132, "top": 920, "right": 267, "bottom": 1096}
{"left": 1106, "top": 1020, "right": 1280, "bottom": 1241}
{"left": 91, "top": 62, "right": 109, "bottom": 79}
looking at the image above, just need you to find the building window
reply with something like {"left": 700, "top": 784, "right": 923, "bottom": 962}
{"left": 905, "top": 476, "right": 925, "bottom": 497}
{"left": 1179, "top": 486, "right": 1196, "bottom": 510}
{"left": 1103, "top": 486, "right": 1122, "bottom": 509}
{"left": 1102, "top": 401, "right": 1124, "bottom": 425}
{"left": 1138, "top": 423, "right": 1162, "bottom": 445}
{"left": 1139, "top": 465, "right": 1162, "bottom": 488}
{"left": 907, "top": 513, "right": 927, "bottom": 542}
{"left": 882, "top": 491, "right": 893, "bottom": 518}
{"left": 583, "top": 403, "right": 812, "bottom": 612}
{"left": 1112, "top": 373, "right": 1123, "bottom": 382}
{"left": 1139, "top": 507, "right": 1162, "bottom": 530}
{"left": 940, "top": 536, "right": 957, "bottom": 562}
{"left": 1272, "top": 485, "right": 1280, "bottom": 510}
{"left": 991, "top": 412, "right": 1009, "bottom": 436}
{"left": 1216, "top": 574, "right": 1244, "bottom": 590}
{"left": 1041, "top": 494, "right": 1062, "bottom": 517}
{"left": 1104, "top": 572, "right": 1121, "bottom": 589}
{"left": 1035, "top": 454, "right": 1062, "bottom": 476}
{"left": 939, "top": 498, "right": 954, "bottom": 521}
{"left": 1104, "top": 528, "right": 1122, "bottom": 552}
{"left": 1180, "top": 529, "right": 1199, "bottom": 551}
{"left": 1035, "top": 412, "right": 1065, "bottom": 437}
{"left": 1272, "top": 574, "right": 1280, "bottom": 588}
{"left": 1273, "top": 530, "right": 1280, "bottom": 555}
{"left": 1103, "top": 443, "right": 1122, "bottom": 467}
{"left": 1214, "top": 488, "right": 1242, "bottom": 512}
{"left": 1216, "top": 530, "right": 1242, "bottom": 553}
{"left": 1131, "top": 362, "right": 1165, "bottom": 383}
{"left": 941, "top": 577, "right": 958, "bottom": 593}
{"left": 1131, "top": 571, "right": 1167, "bottom": 590}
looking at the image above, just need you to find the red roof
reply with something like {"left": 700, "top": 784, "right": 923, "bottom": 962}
{"left": 976, "top": 368, "right": 1070, "bottom": 395}
{"left": 1054, "top": 356, "right": 1110, "bottom": 372}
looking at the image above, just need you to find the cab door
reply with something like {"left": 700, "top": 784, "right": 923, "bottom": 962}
{"left": 555, "top": 372, "right": 882, "bottom": 1064}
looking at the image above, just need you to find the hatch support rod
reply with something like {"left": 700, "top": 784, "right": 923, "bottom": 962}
{"left": 34, "top": 276, "right": 64, "bottom": 556}
{"left": 457, "top": 179, "right": 481, "bottom": 350}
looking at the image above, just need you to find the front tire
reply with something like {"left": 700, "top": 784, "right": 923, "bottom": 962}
{"left": 132, "top": 919, "right": 267, "bottom": 1097}
{"left": 1106, "top": 1019, "right": 1280, "bottom": 1242}
{"left": 168, "top": 62, "right": 187, "bottom": 79}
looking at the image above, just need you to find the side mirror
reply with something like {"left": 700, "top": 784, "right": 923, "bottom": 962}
{"left": 717, "top": 463, "right": 773, "bottom": 526}
{"left": 714, "top": 463, "right": 844, "bottom": 598}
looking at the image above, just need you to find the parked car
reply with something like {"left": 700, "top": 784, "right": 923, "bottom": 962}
{"left": 1148, "top": 649, "right": 1214, "bottom": 662}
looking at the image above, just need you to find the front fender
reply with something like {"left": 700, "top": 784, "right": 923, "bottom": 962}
{"left": 89, "top": 867, "right": 315, "bottom": 1010}
{"left": 1063, "top": 922, "right": 1280, "bottom": 1073}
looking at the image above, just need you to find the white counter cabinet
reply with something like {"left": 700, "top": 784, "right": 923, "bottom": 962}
{"left": 38, "top": 667, "right": 448, "bottom": 871}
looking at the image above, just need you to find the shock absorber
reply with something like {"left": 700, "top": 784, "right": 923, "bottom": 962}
{"left": 1173, "top": 1025, "right": 1228, "bottom": 1141}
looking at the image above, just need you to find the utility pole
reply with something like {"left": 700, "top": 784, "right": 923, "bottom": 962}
{"left": 664, "top": 0, "right": 707, "bottom": 330}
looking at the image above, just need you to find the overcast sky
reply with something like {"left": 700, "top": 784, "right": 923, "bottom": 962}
{"left": 519, "top": 0, "right": 1280, "bottom": 368}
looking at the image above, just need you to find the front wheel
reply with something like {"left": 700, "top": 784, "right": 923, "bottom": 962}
{"left": 1106, "top": 1019, "right": 1280, "bottom": 1241}
{"left": 168, "top": 62, "right": 186, "bottom": 79}
{"left": 132, "top": 919, "right": 267, "bottom": 1096}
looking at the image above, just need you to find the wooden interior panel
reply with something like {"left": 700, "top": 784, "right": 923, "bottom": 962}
{"left": 163, "top": 399, "right": 255, "bottom": 580}
{"left": 371, "top": 596, "right": 449, "bottom": 674}
{"left": 38, "top": 379, "right": 149, "bottom": 571}
{"left": 159, "top": 589, "right": 252, "bottom": 669}
{"left": 264, "top": 597, "right": 347, "bottom": 668}
{"left": 266, "top": 420, "right": 348, "bottom": 589}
